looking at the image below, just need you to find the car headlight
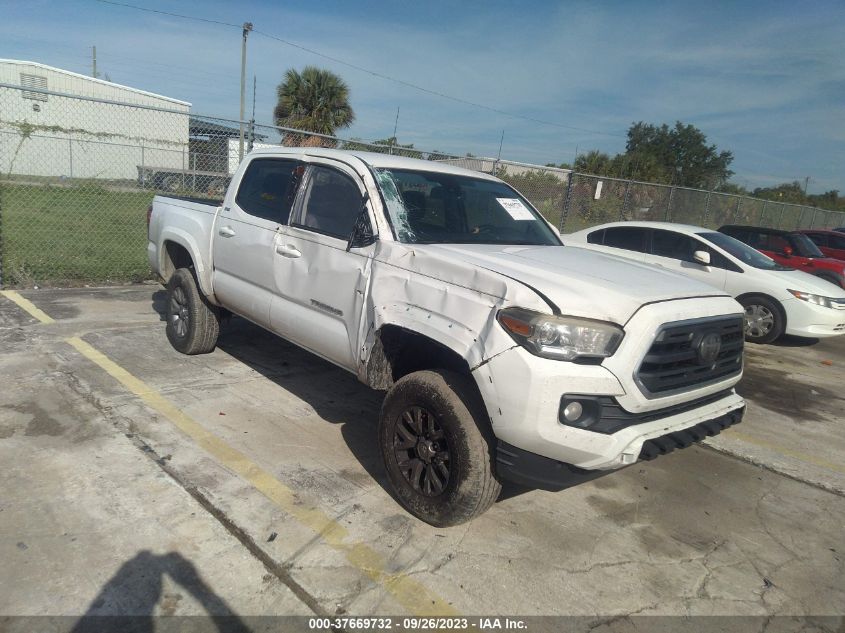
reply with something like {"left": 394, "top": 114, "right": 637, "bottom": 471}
{"left": 497, "top": 308, "right": 624, "bottom": 361}
{"left": 788, "top": 289, "right": 833, "bottom": 308}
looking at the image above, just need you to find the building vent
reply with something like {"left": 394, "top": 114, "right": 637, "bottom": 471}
{"left": 20, "top": 74, "right": 48, "bottom": 101}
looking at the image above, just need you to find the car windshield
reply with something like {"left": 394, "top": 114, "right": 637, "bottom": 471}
{"left": 698, "top": 232, "right": 793, "bottom": 270}
{"left": 788, "top": 233, "right": 826, "bottom": 258}
{"left": 374, "top": 168, "right": 561, "bottom": 245}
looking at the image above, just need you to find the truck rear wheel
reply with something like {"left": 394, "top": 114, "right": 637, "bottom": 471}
{"left": 379, "top": 370, "right": 501, "bottom": 527}
{"left": 166, "top": 268, "right": 220, "bottom": 355}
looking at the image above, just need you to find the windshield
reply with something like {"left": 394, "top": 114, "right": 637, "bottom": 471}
{"left": 374, "top": 168, "right": 560, "bottom": 245}
{"left": 788, "top": 233, "right": 825, "bottom": 258}
{"left": 698, "top": 232, "right": 793, "bottom": 271}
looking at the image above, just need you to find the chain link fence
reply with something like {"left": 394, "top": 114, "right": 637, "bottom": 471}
{"left": 2, "top": 81, "right": 844, "bottom": 288}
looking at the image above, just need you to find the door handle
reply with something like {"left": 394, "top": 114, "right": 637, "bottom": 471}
{"left": 275, "top": 243, "right": 302, "bottom": 258}
{"left": 218, "top": 226, "right": 236, "bottom": 238}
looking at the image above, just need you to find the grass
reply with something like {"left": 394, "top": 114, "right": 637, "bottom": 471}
{"left": 0, "top": 182, "right": 155, "bottom": 287}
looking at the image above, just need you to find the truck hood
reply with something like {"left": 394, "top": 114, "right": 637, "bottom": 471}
{"left": 422, "top": 244, "right": 728, "bottom": 324}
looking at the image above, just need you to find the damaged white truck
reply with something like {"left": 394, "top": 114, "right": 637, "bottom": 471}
{"left": 147, "top": 148, "right": 746, "bottom": 526}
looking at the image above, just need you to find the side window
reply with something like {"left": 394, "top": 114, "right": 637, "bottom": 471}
{"left": 652, "top": 229, "right": 699, "bottom": 261}
{"left": 586, "top": 229, "right": 605, "bottom": 244}
{"left": 830, "top": 235, "right": 845, "bottom": 250}
{"left": 296, "top": 166, "right": 363, "bottom": 240}
{"left": 697, "top": 243, "right": 741, "bottom": 272}
{"left": 806, "top": 233, "right": 828, "bottom": 247}
{"left": 725, "top": 229, "right": 749, "bottom": 245}
{"left": 235, "top": 159, "right": 301, "bottom": 224}
{"left": 603, "top": 227, "right": 647, "bottom": 252}
{"left": 766, "top": 234, "right": 790, "bottom": 253}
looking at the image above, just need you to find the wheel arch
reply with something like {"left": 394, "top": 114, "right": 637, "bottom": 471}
{"left": 736, "top": 291, "right": 788, "bottom": 330}
{"left": 158, "top": 229, "right": 213, "bottom": 297}
{"left": 365, "top": 324, "right": 473, "bottom": 391}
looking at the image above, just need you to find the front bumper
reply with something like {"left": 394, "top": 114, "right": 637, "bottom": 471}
{"left": 496, "top": 405, "right": 744, "bottom": 490}
{"left": 782, "top": 297, "right": 845, "bottom": 338}
{"left": 472, "top": 296, "right": 746, "bottom": 470}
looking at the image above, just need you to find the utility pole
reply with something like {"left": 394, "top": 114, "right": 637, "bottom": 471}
{"left": 247, "top": 74, "right": 257, "bottom": 153}
{"left": 92, "top": 46, "right": 97, "bottom": 78}
{"left": 803, "top": 176, "right": 810, "bottom": 196}
{"left": 389, "top": 106, "right": 399, "bottom": 154}
{"left": 238, "top": 22, "right": 253, "bottom": 163}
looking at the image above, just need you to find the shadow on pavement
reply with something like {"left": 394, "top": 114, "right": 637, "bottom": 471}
{"left": 70, "top": 550, "right": 250, "bottom": 633}
{"left": 770, "top": 334, "right": 820, "bottom": 347}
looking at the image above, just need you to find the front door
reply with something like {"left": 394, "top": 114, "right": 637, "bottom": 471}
{"left": 269, "top": 161, "right": 376, "bottom": 370}
{"left": 645, "top": 229, "right": 727, "bottom": 290}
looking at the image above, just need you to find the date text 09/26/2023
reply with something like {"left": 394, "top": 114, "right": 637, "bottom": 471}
{"left": 307, "top": 617, "right": 528, "bottom": 630}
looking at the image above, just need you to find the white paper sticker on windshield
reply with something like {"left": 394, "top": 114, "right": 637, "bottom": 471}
{"left": 496, "top": 197, "right": 534, "bottom": 221}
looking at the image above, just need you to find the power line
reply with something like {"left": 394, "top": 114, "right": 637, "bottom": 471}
{"left": 93, "top": 0, "right": 624, "bottom": 138}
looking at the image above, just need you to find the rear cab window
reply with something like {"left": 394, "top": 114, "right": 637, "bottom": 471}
{"left": 235, "top": 158, "right": 303, "bottom": 224}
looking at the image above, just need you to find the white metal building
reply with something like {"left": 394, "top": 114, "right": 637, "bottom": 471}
{"left": 0, "top": 59, "right": 191, "bottom": 180}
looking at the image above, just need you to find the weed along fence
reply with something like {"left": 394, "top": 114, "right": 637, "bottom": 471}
{"left": 1, "top": 82, "right": 844, "bottom": 288}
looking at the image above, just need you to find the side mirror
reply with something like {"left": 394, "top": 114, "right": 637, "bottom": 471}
{"left": 347, "top": 194, "right": 376, "bottom": 251}
{"left": 782, "top": 245, "right": 794, "bottom": 257}
{"left": 693, "top": 250, "right": 711, "bottom": 266}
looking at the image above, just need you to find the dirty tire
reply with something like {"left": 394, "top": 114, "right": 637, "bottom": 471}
{"left": 379, "top": 369, "right": 501, "bottom": 527}
{"left": 166, "top": 267, "right": 220, "bottom": 355}
{"left": 740, "top": 294, "right": 784, "bottom": 344}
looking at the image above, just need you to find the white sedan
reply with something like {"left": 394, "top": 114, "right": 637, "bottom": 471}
{"left": 565, "top": 221, "right": 845, "bottom": 343}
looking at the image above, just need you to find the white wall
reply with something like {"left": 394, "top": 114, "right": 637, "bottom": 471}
{"left": 0, "top": 60, "right": 190, "bottom": 180}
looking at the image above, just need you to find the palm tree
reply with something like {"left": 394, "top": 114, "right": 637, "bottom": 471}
{"left": 274, "top": 67, "right": 354, "bottom": 146}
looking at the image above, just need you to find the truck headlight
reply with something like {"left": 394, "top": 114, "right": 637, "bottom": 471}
{"left": 497, "top": 308, "right": 624, "bottom": 361}
{"left": 788, "top": 289, "right": 833, "bottom": 308}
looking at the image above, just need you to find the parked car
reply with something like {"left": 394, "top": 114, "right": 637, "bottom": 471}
{"left": 719, "top": 225, "right": 845, "bottom": 289}
{"left": 148, "top": 148, "right": 747, "bottom": 526}
{"left": 566, "top": 221, "right": 845, "bottom": 344}
{"left": 797, "top": 229, "right": 845, "bottom": 261}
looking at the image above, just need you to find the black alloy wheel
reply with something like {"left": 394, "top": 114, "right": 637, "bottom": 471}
{"left": 393, "top": 406, "right": 451, "bottom": 496}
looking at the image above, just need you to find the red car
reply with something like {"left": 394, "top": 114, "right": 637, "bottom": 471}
{"left": 798, "top": 229, "right": 845, "bottom": 261}
{"left": 719, "top": 225, "right": 845, "bottom": 289}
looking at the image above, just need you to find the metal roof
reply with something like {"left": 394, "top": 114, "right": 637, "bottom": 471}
{"left": 0, "top": 59, "right": 191, "bottom": 106}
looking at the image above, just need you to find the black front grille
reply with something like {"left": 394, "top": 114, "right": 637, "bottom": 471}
{"left": 636, "top": 316, "right": 744, "bottom": 397}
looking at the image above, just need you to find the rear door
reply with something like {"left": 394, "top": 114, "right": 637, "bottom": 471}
{"left": 212, "top": 156, "right": 303, "bottom": 327}
{"left": 822, "top": 233, "right": 845, "bottom": 261}
{"left": 269, "top": 160, "right": 375, "bottom": 370}
{"left": 645, "top": 229, "right": 728, "bottom": 289}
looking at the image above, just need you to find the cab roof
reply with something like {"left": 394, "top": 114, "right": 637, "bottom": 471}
{"left": 248, "top": 146, "right": 501, "bottom": 181}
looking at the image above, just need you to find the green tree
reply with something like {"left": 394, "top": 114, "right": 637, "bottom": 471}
{"left": 571, "top": 121, "right": 733, "bottom": 188}
{"left": 273, "top": 66, "right": 355, "bottom": 145}
{"left": 574, "top": 150, "right": 613, "bottom": 175}
{"left": 625, "top": 121, "right": 733, "bottom": 188}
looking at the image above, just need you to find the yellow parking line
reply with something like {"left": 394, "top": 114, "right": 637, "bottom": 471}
{"left": 65, "top": 336, "right": 456, "bottom": 616}
{"left": 722, "top": 428, "right": 845, "bottom": 475}
{"left": 0, "top": 290, "right": 55, "bottom": 324}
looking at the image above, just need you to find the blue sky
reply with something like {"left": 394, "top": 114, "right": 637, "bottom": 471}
{"left": 2, "top": 0, "right": 843, "bottom": 192}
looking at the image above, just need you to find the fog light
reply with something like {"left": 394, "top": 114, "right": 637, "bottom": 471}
{"left": 563, "top": 401, "right": 583, "bottom": 422}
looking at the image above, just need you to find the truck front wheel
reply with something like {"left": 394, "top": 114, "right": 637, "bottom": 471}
{"left": 166, "top": 268, "right": 220, "bottom": 355}
{"left": 379, "top": 370, "right": 501, "bottom": 527}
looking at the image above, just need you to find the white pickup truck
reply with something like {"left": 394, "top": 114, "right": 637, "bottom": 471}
{"left": 147, "top": 147, "right": 746, "bottom": 526}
